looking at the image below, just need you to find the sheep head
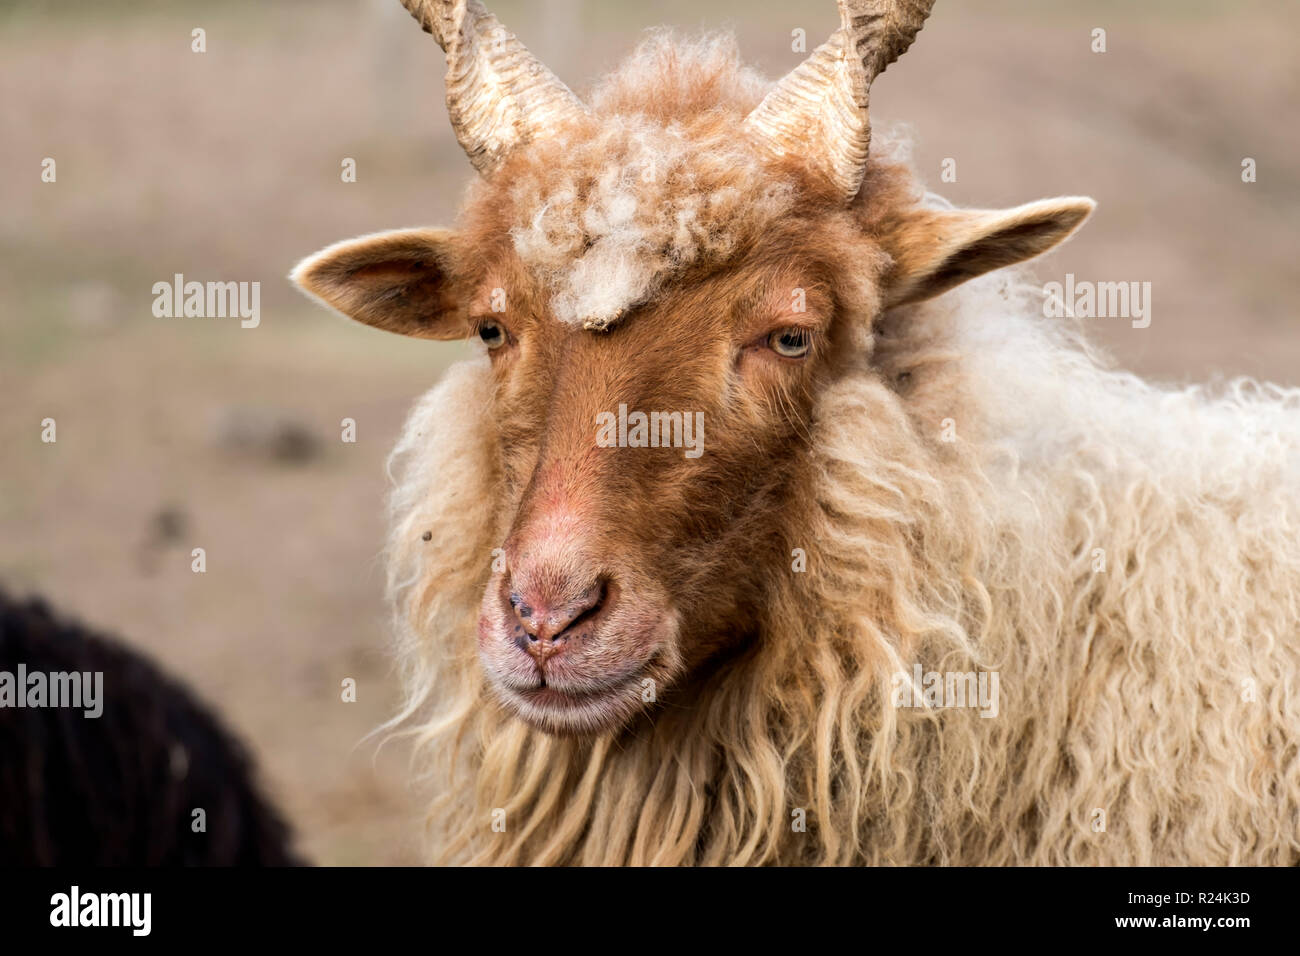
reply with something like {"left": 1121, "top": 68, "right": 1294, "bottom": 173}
{"left": 292, "top": 0, "right": 1094, "bottom": 736}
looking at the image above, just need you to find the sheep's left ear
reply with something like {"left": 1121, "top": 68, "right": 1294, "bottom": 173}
{"left": 879, "top": 197, "right": 1095, "bottom": 308}
{"left": 290, "top": 227, "right": 468, "bottom": 339}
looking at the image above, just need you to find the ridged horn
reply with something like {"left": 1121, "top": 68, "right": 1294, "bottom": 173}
{"left": 398, "top": 0, "right": 589, "bottom": 174}
{"left": 743, "top": 0, "right": 936, "bottom": 202}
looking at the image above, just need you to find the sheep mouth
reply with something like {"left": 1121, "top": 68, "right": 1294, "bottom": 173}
{"left": 497, "top": 663, "right": 652, "bottom": 735}
{"left": 522, "top": 670, "right": 641, "bottom": 707}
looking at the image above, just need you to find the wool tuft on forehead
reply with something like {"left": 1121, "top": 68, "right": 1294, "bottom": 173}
{"left": 499, "top": 33, "right": 803, "bottom": 330}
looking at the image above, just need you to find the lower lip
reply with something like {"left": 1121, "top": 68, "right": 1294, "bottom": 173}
{"left": 513, "top": 668, "right": 644, "bottom": 712}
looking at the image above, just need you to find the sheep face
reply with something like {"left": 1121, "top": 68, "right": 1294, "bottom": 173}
{"left": 461, "top": 231, "right": 850, "bottom": 736}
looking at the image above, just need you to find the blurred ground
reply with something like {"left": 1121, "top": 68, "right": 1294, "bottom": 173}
{"left": 1, "top": 0, "right": 1296, "bottom": 864}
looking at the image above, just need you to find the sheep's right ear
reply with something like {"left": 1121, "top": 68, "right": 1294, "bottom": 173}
{"left": 290, "top": 228, "right": 467, "bottom": 339}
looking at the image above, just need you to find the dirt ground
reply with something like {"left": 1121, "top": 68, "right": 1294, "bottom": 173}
{"left": 2, "top": 0, "right": 1296, "bottom": 865}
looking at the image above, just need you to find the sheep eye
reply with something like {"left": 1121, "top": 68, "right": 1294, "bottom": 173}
{"left": 768, "top": 328, "right": 810, "bottom": 359}
{"left": 478, "top": 320, "right": 507, "bottom": 349}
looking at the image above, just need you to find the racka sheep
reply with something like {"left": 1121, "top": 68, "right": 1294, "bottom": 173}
{"left": 293, "top": 0, "right": 1300, "bottom": 864}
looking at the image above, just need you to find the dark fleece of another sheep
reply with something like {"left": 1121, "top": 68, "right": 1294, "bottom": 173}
{"left": 0, "top": 588, "right": 303, "bottom": 865}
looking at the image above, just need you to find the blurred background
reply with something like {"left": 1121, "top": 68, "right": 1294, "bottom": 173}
{"left": 2, "top": 0, "right": 1296, "bottom": 864}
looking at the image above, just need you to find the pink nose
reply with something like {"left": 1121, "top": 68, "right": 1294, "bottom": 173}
{"left": 508, "top": 579, "right": 606, "bottom": 665}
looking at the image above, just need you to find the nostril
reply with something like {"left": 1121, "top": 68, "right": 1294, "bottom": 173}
{"left": 506, "top": 577, "right": 608, "bottom": 647}
{"left": 566, "top": 579, "right": 606, "bottom": 633}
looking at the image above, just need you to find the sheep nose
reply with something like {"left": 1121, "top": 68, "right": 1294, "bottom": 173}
{"left": 508, "top": 580, "right": 606, "bottom": 663}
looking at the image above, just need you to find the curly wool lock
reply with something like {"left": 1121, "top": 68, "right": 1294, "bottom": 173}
{"left": 369, "top": 31, "right": 1300, "bottom": 866}
{"left": 501, "top": 33, "right": 796, "bottom": 330}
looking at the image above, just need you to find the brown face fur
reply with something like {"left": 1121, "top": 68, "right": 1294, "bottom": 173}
{"left": 292, "top": 44, "right": 1092, "bottom": 738}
